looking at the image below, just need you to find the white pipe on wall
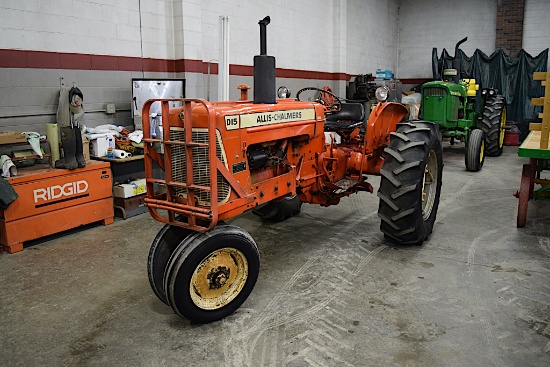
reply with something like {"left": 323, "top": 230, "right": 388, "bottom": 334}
{"left": 218, "top": 16, "right": 230, "bottom": 102}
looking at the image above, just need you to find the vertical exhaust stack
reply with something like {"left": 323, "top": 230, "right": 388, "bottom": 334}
{"left": 254, "top": 16, "right": 276, "bottom": 104}
{"left": 451, "top": 37, "right": 468, "bottom": 84}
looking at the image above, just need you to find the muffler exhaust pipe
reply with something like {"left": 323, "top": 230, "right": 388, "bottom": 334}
{"left": 254, "top": 16, "right": 276, "bottom": 104}
{"left": 452, "top": 37, "right": 467, "bottom": 83}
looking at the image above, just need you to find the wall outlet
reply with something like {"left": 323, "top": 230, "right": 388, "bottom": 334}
{"left": 106, "top": 103, "right": 116, "bottom": 114}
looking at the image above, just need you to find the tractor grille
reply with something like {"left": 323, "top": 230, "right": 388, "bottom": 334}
{"left": 170, "top": 128, "right": 231, "bottom": 206}
{"left": 423, "top": 87, "right": 447, "bottom": 97}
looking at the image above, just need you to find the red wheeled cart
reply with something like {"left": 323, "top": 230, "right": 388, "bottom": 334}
{"left": 515, "top": 72, "right": 550, "bottom": 227}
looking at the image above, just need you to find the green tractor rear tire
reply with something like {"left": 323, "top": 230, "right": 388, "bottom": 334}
{"left": 465, "top": 129, "right": 485, "bottom": 172}
{"left": 480, "top": 95, "right": 506, "bottom": 157}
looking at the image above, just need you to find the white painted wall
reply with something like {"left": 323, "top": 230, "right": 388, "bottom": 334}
{"left": 1, "top": 0, "right": 549, "bottom": 134}
{"left": 346, "top": 0, "right": 399, "bottom": 75}
{"left": 398, "top": 0, "right": 497, "bottom": 79}
{"left": 0, "top": 0, "right": 398, "bottom": 73}
{"left": 523, "top": 0, "right": 550, "bottom": 58}
{"left": 0, "top": 0, "right": 175, "bottom": 59}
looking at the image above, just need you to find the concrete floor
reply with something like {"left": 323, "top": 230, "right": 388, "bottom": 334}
{"left": 1, "top": 145, "right": 549, "bottom": 367}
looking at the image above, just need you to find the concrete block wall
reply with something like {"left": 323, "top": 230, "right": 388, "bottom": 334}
{"left": 0, "top": 0, "right": 176, "bottom": 134}
{"left": 346, "top": 0, "right": 399, "bottom": 76}
{"left": 1, "top": 0, "right": 549, "bottom": 136}
{"left": 523, "top": 0, "right": 550, "bottom": 59}
{"left": 398, "top": 0, "right": 498, "bottom": 79}
{"left": 1, "top": 0, "right": 401, "bottom": 135}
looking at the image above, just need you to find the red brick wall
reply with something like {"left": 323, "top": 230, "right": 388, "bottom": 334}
{"left": 496, "top": 0, "right": 525, "bottom": 56}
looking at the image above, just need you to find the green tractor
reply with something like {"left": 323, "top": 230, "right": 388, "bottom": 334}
{"left": 421, "top": 38, "right": 507, "bottom": 171}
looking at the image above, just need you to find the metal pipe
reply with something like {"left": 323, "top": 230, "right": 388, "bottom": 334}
{"left": 258, "top": 16, "right": 270, "bottom": 55}
{"left": 452, "top": 37, "right": 468, "bottom": 83}
{"left": 207, "top": 59, "right": 217, "bottom": 101}
{"left": 218, "top": 16, "right": 229, "bottom": 101}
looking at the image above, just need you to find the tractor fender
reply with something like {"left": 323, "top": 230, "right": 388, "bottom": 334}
{"left": 365, "top": 102, "right": 409, "bottom": 152}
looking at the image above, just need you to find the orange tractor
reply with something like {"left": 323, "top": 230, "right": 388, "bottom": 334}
{"left": 143, "top": 17, "right": 443, "bottom": 323}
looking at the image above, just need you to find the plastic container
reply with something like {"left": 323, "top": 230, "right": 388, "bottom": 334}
{"left": 106, "top": 137, "right": 115, "bottom": 158}
{"left": 504, "top": 131, "right": 520, "bottom": 146}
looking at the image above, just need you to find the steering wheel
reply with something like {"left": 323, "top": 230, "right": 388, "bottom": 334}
{"left": 296, "top": 86, "right": 342, "bottom": 112}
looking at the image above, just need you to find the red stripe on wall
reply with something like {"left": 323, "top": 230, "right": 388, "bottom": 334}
{"left": 0, "top": 48, "right": 356, "bottom": 81}
{"left": 27, "top": 50, "right": 61, "bottom": 69}
{"left": 61, "top": 53, "right": 92, "bottom": 69}
{"left": 0, "top": 49, "right": 28, "bottom": 67}
{"left": 117, "top": 57, "right": 142, "bottom": 71}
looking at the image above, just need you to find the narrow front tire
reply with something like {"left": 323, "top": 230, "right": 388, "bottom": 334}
{"left": 164, "top": 225, "right": 260, "bottom": 323}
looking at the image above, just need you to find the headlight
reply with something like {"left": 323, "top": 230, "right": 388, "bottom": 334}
{"left": 489, "top": 89, "right": 495, "bottom": 95}
{"left": 481, "top": 89, "right": 487, "bottom": 95}
{"left": 375, "top": 86, "right": 389, "bottom": 101}
{"left": 277, "top": 86, "right": 291, "bottom": 98}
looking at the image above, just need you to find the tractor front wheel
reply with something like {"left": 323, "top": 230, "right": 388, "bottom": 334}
{"left": 377, "top": 121, "right": 443, "bottom": 245}
{"left": 481, "top": 94, "right": 506, "bottom": 157}
{"left": 465, "top": 129, "right": 485, "bottom": 172}
{"left": 147, "top": 222, "right": 193, "bottom": 305}
{"left": 163, "top": 225, "right": 260, "bottom": 323}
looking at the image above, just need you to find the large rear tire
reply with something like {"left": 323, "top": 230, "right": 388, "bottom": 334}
{"left": 163, "top": 225, "right": 260, "bottom": 323}
{"left": 480, "top": 94, "right": 506, "bottom": 157}
{"left": 465, "top": 129, "right": 485, "bottom": 172}
{"left": 377, "top": 121, "right": 443, "bottom": 245}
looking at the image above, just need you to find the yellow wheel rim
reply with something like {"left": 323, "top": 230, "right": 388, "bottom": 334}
{"left": 480, "top": 139, "right": 485, "bottom": 163}
{"left": 422, "top": 150, "right": 439, "bottom": 220}
{"left": 190, "top": 248, "right": 248, "bottom": 310}
{"left": 498, "top": 107, "right": 507, "bottom": 148}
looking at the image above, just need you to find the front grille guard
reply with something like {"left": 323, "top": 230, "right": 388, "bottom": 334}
{"left": 142, "top": 98, "right": 248, "bottom": 232}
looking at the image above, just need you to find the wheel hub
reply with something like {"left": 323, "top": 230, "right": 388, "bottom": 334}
{"left": 207, "top": 266, "right": 230, "bottom": 289}
{"left": 190, "top": 247, "right": 249, "bottom": 310}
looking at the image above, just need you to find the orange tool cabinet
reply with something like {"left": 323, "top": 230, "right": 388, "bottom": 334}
{"left": 0, "top": 160, "right": 114, "bottom": 253}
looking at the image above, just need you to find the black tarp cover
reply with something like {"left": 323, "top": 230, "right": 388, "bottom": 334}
{"left": 432, "top": 47, "right": 548, "bottom": 140}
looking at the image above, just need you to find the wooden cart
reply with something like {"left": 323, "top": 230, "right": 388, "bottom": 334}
{"left": 515, "top": 72, "right": 550, "bottom": 227}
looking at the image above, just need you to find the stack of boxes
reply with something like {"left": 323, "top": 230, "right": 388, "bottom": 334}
{"left": 113, "top": 178, "right": 147, "bottom": 218}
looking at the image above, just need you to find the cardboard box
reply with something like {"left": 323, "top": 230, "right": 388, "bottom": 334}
{"left": 0, "top": 132, "right": 27, "bottom": 145}
{"left": 90, "top": 136, "right": 109, "bottom": 157}
{"left": 113, "top": 178, "right": 146, "bottom": 198}
{"left": 82, "top": 135, "right": 90, "bottom": 161}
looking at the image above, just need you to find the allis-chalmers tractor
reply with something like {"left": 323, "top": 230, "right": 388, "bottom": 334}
{"left": 143, "top": 17, "right": 443, "bottom": 323}
{"left": 421, "top": 37, "right": 507, "bottom": 172}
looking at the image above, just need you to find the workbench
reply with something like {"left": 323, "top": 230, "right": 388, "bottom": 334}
{"left": 93, "top": 155, "right": 145, "bottom": 184}
{"left": 92, "top": 155, "right": 149, "bottom": 219}
{"left": 0, "top": 160, "right": 114, "bottom": 253}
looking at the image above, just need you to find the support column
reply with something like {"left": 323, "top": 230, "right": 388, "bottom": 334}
{"left": 332, "top": 0, "right": 347, "bottom": 97}
{"left": 495, "top": 0, "right": 525, "bottom": 56}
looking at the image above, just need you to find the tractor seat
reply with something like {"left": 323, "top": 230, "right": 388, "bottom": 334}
{"left": 324, "top": 103, "right": 365, "bottom": 132}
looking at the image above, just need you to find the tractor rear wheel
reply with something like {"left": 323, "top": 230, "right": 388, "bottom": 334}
{"left": 465, "top": 129, "right": 485, "bottom": 172}
{"left": 480, "top": 94, "right": 506, "bottom": 157}
{"left": 163, "top": 225, "right": 260, "bottom": 323}
{"left": 377, "top": 121, "right": 443, "bottom": 245}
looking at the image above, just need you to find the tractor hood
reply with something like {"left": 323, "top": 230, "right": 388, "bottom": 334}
{"left": 421, "top": 81, "right": 468, "bottom": 125}
{"left": 421, "top": 81, "right": 467, "bottom": 98}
